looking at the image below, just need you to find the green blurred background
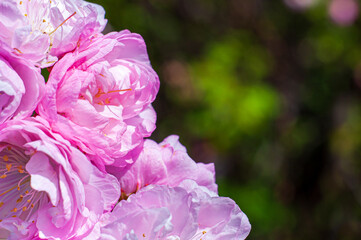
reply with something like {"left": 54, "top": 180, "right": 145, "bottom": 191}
{"left": 91, "top": 0, "right": 361, "bottom": 239}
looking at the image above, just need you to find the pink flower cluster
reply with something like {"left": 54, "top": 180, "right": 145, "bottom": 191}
{"left": 0, "top": 0, "right": 251, "bottom": 239}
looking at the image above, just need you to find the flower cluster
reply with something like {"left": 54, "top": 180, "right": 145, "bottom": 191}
{"left": 0, "top": 0, "right": 251, "bottom": 239}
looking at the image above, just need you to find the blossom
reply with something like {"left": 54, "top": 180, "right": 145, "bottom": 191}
{"left": 0, "top": 0, "right": 106, "bottom": 67}
{"left": 329, "top": 0, "right": 359, "bottom": 26}
{"left": 108, "top": 135, "right": 217, "bottom": 197}
{"left": 0, "top": 117, "right": 120, "bottom": 239}
{"left": 0, "top": 1, "right": 251, "bottom": 238}
{"left": 38, "top": 30, "right": 159, "bottom": 169}
{"left": 98, "top": 180, "right": 251, "bottom": 240}
{"left": 0, "top": 41, "right": 44, "bottom": 124}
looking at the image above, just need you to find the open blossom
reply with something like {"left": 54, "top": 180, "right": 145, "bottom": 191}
{"left": 0, "top": 0, "right": 106, "bottom": 67}
{"left": 0, "top": 117, "right": 120, "bottom": 239}
{"left": 38, "top": 30, "right": 159, "bottom": 169}
{"left": 98, "top": 180, "right": 251, "bottom": 240}
{"left": 0, "top": 41, "right": 44, "bottom": 124}
{"left": 108, "top": 135, "right": 217, "bottom": 197}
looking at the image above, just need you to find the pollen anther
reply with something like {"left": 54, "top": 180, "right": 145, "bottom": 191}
{"left": 6, "top": 163, "right": 12, "bottom": 172}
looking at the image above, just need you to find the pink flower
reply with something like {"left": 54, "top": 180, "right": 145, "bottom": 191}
{"left": 0, "top": 0, "right": 106, "bottom": 67}
{"left": 329, "top": 0, "right": 359, "bottom": 26}
{"left": 108, "top": 135, "right": 217, "bottom": 197}
{"left": 98, "top": 180, "right": 251, "bottom": 240}
{"left": 0, "top": 41, "right": 44, "bottom": 124}
{"left": 0, "top": 117, "right": 120, "bottom": 239}
{"left": 38, "top": 30, "right": 159, "bottom": 169}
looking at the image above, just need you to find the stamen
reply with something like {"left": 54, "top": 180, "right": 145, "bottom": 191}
{"left": 49, "top": 12, "right": 76, "bottom": 35}
{"left": 6, "top": 163, "right": 12, "bottom": 172}
{"left": 17, "top": 165, "right": 24, "bottom": 173}
{"left": 13, "top": 48, "right": 23, "bottom": 54}
{"left": 107, "top": 89, "right": 133, "bottom": 94}
{"left": 0, "top": 178, "right": 29, "bottom": 196}
{"left": 17, "top": 175, "right": 29, "bottom": 189}
{"left": 0, "top": 148, "right": 47, "bottom": 222}
{"left": 94, "top": 88, "right": 103, "bottom": 98}
{"left": 95, "top": 88, "right": 132, "bottom": 98}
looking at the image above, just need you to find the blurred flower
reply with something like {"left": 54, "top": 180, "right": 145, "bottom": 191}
{"left": 162, "top": 60, "right": 198, "bottom": 101}
{"left": 328, "top": 0, "right": 359, "bottom": 26}
{"left": 284, "top": 0, "right": 318, "bottom": 10}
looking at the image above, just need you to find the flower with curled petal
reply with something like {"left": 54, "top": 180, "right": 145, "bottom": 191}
{"left": 0, "top": 117, "right": 120, "bottom": 240}
{"left": 38, "top": 30, "right": 159, "bottom": 169}
{"left": 98, "top": 180, "right": 251, "bottom": 240}
{"left": 0, "top": 41, "right": 44, "bottom": 124}
{"left": 0, "top": 0, "right": 106, "bottom": 67}
{"left": 108, "top": 135, "right": 217, "bottom": 198}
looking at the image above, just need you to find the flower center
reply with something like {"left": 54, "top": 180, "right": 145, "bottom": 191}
{"left": 0, "top": 145, "right": 46, "bottom": 222}
{"left": 93, "top": 88, "right": 132, "bottom": 106}
{"left": 17, "top": 0, "right": 55, "bottom": 35}
{"left": 16, "top": 0, "right": 76, "bottom": 51}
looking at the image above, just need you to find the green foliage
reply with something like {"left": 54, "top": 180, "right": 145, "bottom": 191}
{"left": 41, "top": 68, "right": 50, "bottom": 82}
{"left": 218, "top": 179, "right": 295, "bottom": 238}
{"left": 188, "top": 33, "right": 279, "bottom": 149}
